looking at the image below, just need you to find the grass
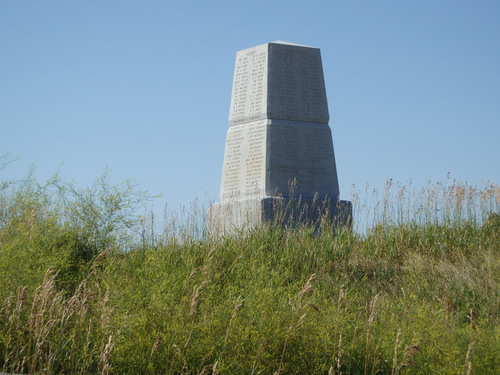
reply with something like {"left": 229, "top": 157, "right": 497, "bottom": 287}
{"left": 0, "top": 170, "right": 498, "bottom": 374}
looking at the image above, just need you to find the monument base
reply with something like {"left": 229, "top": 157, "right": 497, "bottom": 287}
{"left": 209, "top": 197, "right": 352, "bottom": 235}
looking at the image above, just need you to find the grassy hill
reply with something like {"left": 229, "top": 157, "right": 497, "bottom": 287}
{"left": 0, "top": 172, "right": 498, "bottom": 374}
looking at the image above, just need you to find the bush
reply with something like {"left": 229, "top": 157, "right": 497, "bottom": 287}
{"left": 0, "top": 167, "right": 153, "bottom": 298}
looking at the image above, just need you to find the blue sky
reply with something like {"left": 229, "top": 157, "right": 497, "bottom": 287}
{"left": 1, "top": 1, "right": 499, "bottom": 225}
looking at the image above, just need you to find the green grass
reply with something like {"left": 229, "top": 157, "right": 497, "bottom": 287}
{"left": 0, "top": 171, "right": 498, "bottom": 374}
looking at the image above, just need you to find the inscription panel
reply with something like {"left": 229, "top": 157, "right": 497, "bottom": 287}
{"left": 229, "top": 44, "right": 268, "bottom": 126}
{"left": 268, "top": 120, "right": 339, "bottom": 199}
{"left": 267, "top": 43, "right": 329, "bottom": 123}
{"left": 220, "top": 120, "right": 267, "bottom": 201}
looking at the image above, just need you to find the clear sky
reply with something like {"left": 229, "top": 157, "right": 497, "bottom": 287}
{"left": 1, "top": 1, "right": 499, "bottom": 226}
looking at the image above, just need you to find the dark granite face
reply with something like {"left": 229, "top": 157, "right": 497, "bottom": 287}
{"left": 267, "top": 42, "right": 329, "bottom": 124}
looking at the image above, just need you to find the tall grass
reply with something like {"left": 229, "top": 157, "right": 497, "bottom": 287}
{"left": 0, "top": 169, "right": 498, "bottom": 374}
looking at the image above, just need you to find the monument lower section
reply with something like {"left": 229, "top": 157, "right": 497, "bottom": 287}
{"left": 209, "top": 41, "right": 352, "bottom": 234}
{"left": 209, "top": 197, "right": 352, "bottom": 233}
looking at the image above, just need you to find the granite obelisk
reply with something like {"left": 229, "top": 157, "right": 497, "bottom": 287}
{"left": 209, "top": 41, "right": 351, "bottom": 232}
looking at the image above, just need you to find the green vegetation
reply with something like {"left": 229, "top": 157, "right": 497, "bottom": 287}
{"left": 0, "top": 166, "right": 499, "bottom": 374}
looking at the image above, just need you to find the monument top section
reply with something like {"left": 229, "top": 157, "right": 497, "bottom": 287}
{"left": 229, "top": 42, "right": 329, "bottom": 126}
{"left": 271, "top": 40, "right": 316, "bottom": 48}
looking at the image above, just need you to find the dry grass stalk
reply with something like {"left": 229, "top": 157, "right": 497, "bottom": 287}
{"left": 337, "top": 285, "right": 345, "bottom": 307}
{"left": 189, "top": 281, "right": 208, "bottom": 317}
{"left": 2, "top": 287, "right": 27, "bottom": 373}
{"left": 2, "top": 287, "right": 28, "bottom": 371}
{"left": 364, "top": 292, "right": 382, "bottom": 375}
{"left": 188, "top": 247, "right": 215, "bottom": 280}
{"left": 205, "top": 245, "right": 216, "bottom": 263}
{"left": 298, "top": 274, "right": 315, "bottom": 303}
{"left": 150, "top": 335, "right": 162, "bottom": 359}
{"left": 464, "top": 334, "right": 474, "bottom": 375}
{"left": 99, "top": 286, "right": 114, "bottom": 329}
{"left": 172, "top": 344, "right": 189, "bottom": 374}
{"left": 276, "top": 274, "right": 317, "bottom": 375}
{"left": 12, "top": 286, "right": 28, "bottom": 323}
{"left": 223, "top": 296, "right": 244, "bottom": 347}
{"left": 370, "top": 342, "right": 381, "bottom": 375}
{"left": 467, "top": 309, "right": 477, "bottom": 331}
{"left": 335, "top": 334, "right": 344, "bottom": 375}
{"left": 393, "top": 343, "right": 420, "bottom": 374}
{"left": 391, "top": 329, "right": 402, "bottom": 375}
{"left": 444, "top": 296, "right": 453, "bottom": 329}
{"left": 188, "top": 247, "right": 217, "bottom": 317}
{"left": 143, "top": 335, "right": 163, "bottom": 373}
{"left": 199, "top": 360, "right": 218, "bottom": 375}
{"left": 188, "top": 265, "right": 204, "bottom": 280}
{"left": 98, "top": 334, "right": 113, "bottom": 375}
{"left": 0, "top": 256, "right": 116, "bottom": 375}
{"left": 368, "top": 292, "right": 382, "bottom": 326}
{"left": 27, "top": 268, "right": 63, "bottom": 373}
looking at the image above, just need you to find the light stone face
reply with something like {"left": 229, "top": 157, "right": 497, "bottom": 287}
{"left": 229, "top": 44, "right": 268, "bottom": 126}
{"left": 220, "top": 120, "right": 267, "bottom": 201}
{"left": 211, "top": 41, "right": 349, "bottom": 233}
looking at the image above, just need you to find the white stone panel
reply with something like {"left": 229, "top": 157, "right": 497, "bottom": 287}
{"left": 229, "top": 44, "right": 268, "bottom": 126}
{"left": 220, "top": 120, "right": 268, "bottom": 201}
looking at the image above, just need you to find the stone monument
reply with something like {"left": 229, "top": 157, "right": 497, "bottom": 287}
{"left": 209, "top": 41, "right": 351, "bottom": 232}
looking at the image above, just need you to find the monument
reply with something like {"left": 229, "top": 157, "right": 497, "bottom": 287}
{"left": 209, "top": 41, "right": 351, "bottom": 233}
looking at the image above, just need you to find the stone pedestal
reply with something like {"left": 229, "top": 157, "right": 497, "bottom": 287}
{"left": 209, "top": 41, "right": 351, "bottom": 233}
